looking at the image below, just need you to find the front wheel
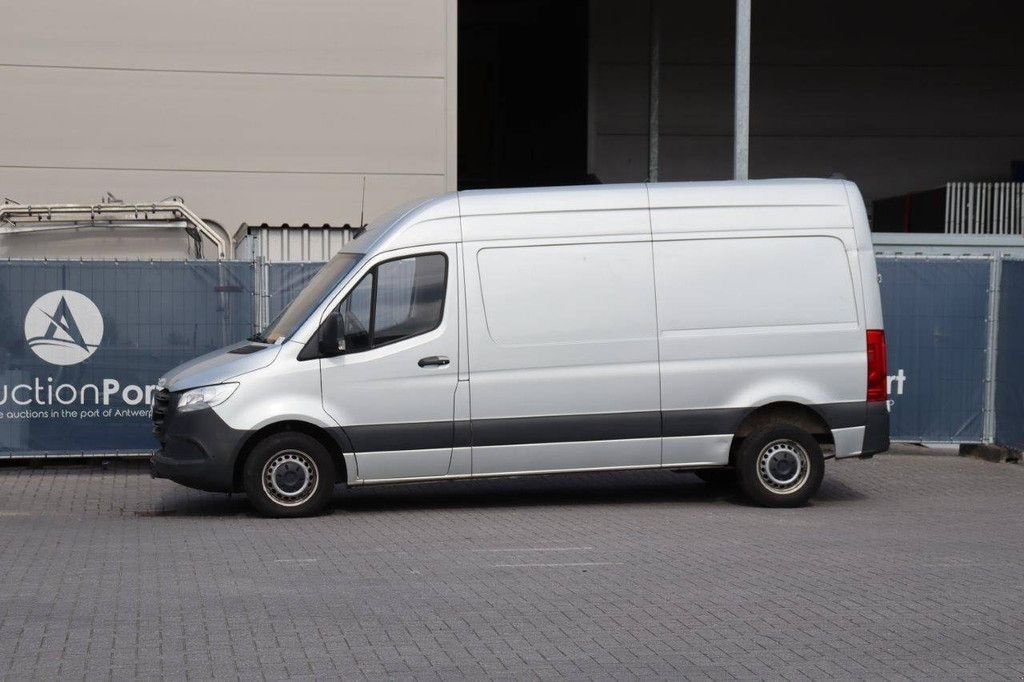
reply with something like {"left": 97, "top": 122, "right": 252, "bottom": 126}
{"left": 243, "top": 432, "right": 336, "bottom": 518}
{"left": 735, "top": 424, "right": 824, "bottom": 507}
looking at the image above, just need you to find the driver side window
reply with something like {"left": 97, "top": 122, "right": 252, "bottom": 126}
{"left": 340, "top": 272, "right": 373, "bottom": 353}
{"left": 331, "top": 252, "right": 447, "bottom": 354}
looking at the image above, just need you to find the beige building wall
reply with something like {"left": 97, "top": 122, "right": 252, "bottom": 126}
{"left": 0, "top": 0, "right": 457, "bottom": 240}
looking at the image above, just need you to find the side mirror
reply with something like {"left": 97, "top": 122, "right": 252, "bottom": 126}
{"left": 318, "top": 312, "right": 345, "bottom": 357}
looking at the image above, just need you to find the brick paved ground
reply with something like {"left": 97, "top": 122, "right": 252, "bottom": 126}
{"left": 0, "top": 450, "right": 1022, "bottom": 680}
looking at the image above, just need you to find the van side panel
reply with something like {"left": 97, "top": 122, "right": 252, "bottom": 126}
{"left": 462, "top": 217, "right": 662, "bottom": 474}
{"left": 655, "top": 236, "right": 859, "bottom": 331}
{"left": 652, "top": 229, "right": 866, "bottom": 463}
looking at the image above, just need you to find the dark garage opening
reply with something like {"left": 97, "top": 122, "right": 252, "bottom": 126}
{"left": 458, "top": 0, "right": 590, "bottom": 190}
{"left": 458, "top": 0, "right": 1024, "bottom": 226}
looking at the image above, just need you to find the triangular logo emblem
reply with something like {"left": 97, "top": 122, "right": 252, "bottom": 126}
{"left": 40, "top": 296, "right": 91, "bottom": 351}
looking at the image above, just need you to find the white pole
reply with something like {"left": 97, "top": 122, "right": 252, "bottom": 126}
{"left": 944, "top": 182, "right": 951, "bottom": 232}
{"left": 953, "top": 183, "right": 959, "bottom": 233}
{"left": 734, "top": 0, "right": 751, "bottom": 180}
{"left": 648, "top": 0, "right": 660, "bottom": 183}
{"left": 996, "top": 183, "right": 1002, "bottom": 235}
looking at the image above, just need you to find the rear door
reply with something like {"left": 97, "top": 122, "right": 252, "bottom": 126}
{"left": 318, "top": 244, "right": 460, "bottom": 481}
{"left": 648, "top": 183, "right": 865, "bottom": 465}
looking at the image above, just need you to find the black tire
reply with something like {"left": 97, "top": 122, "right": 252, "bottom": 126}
{"left": 735, "top": 424, "right": 824, "bottom": 507}
{"left": 242, "top": 432, "right": 336, "bottom": 518}
{"left": 694, "top": 468, "right": 736, "bottom": 487}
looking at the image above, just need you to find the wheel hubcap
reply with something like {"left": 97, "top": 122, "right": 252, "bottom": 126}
{"left": 756, "top": 439, "right": 810, "bottom": 494}
{"left": 262, "top": 450, "right": 319, "bottom": 507}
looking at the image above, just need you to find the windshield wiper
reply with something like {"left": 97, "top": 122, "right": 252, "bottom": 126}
{"left": 247, "top": 331, "right": 268, "bottom": 343}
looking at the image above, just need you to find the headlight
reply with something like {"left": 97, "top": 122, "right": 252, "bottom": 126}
{"left": 177, "top": 383, "right": 238, "bottom": 413}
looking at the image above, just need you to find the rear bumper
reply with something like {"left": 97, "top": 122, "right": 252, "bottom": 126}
{"left": 860, "top": 401, "right": 890, "bottom": 456}
{"left": 152, "top": 402, "right": 248, "bottom": 493}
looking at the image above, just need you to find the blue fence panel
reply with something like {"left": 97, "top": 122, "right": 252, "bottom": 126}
{"left": 267, "top": 262, "right": 323, "bottom": 321}
{"left": 0, "top": 260, "right": 254, "bottom": 455}
{"left": 878, "top": 258, "right": 990, "bottom": 442}
{"left": 1, "top": 256, "right": 1008, "bottom": 454}
{"left": 995, "top": 259, "right": 1024, "bottom": 450}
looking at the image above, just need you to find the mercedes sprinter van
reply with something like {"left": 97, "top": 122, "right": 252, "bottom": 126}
{"left": 152, "top": 179, "right": 889, "bottom": 517}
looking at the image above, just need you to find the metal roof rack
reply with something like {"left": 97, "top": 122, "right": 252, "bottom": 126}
{"left": 0, "top": 195, "right": 231, "bottom": 259}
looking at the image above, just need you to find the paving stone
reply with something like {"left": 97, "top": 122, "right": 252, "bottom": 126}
{"left": 0, "top": 452, "right": 1021, "bottom": 679}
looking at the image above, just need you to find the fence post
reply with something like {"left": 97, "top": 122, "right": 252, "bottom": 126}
{"left": 249, "top": 258, "right": 260, "bottom": 335}
{"left": 983, "top": 255, "right": 1002, "bottom": 443}
{"left": 253, "top": 255, "right": 270, "bottom": 331}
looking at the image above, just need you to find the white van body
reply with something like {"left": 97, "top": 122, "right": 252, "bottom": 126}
{"left": 152, "top": 179, "right": 889, "bottom": 515}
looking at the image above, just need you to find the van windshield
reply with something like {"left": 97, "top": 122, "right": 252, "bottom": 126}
{"left": 260, "top": 252, "right": 364, "bottom": 343}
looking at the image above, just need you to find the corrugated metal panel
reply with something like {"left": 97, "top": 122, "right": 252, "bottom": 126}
{"left": 235, "top": 225, "right": 363, "bottom": 263}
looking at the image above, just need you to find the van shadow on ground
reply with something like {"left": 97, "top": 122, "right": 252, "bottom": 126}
{"left": 145, "top": 468, "right": 867, "bottom": 517}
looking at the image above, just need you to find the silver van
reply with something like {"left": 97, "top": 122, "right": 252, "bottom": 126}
{"left": 152, "top": 179, "right": 889, "bottom": 517}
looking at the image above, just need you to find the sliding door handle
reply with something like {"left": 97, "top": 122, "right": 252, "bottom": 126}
{"left": 418, "top": 355, "right": 450, "bottom": 368}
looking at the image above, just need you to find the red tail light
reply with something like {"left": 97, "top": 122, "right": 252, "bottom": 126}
{"left": 866, "top": 329, "right": 887, "bottom": 402}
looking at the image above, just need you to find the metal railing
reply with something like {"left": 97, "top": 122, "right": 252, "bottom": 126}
{"left": 945, "top": 182, "right": 1024, "bottom": 236}
{"left": 0, "top": 197, "right": 232, "bottom": 259}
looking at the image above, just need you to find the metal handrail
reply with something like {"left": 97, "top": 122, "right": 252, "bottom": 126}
{"left": 0, "top": 199, "right": 231, "bottom": 258}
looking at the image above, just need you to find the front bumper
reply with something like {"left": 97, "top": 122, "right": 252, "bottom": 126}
{"left": 151, "top": 390, "right": 248, "bottom": 493}
{"left": 151, "top": 450, "right": 236, "bottom": 493}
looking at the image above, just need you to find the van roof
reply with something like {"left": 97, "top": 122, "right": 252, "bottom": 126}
{"left": 458, "top": 178, "right": 852, "bottom": 216}
{"left": 348, "top": 178, "right": 859, "bottom": 254}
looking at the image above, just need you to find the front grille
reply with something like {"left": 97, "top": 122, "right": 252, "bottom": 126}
{"left": 152, "top": 388, "right": 172, "bottom": 440}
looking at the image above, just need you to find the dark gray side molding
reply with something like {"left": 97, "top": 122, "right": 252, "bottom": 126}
{"left": 339, "top": 402, "right": 872, "bottom": 453}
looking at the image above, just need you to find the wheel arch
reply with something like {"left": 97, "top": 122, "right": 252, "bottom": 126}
{"left": 232, "top": 420, "right": 349, "bottom": 491}
{"left": 729, "top": 401, "right": 834, "bottom": 465}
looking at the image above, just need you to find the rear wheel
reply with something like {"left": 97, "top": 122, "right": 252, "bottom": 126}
{"left": 735, "top": 424, "right": 823, "bottom": 507}
{"left": 243, "top": 432, "right": 336, "bottom": 518}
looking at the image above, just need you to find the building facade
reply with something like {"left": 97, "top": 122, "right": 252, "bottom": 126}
{"left": 0, "top": 0, "right": 457, "bottom": 237}
{"left": 1, "top": 0, "right": 1021, "bottom": 240}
